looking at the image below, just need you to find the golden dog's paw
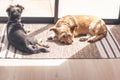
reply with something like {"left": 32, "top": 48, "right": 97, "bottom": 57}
{"left": 79, "top": 37, "right": 88, "bottom": 41}
{"left": 47, "top": 33, "right": 57, "bottom": 40}
{"left": 48, "top": 36, "right": 54, "bottom": 40}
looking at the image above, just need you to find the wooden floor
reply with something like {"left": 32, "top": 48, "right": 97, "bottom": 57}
{"left": 0, "top": 59, "right": 120, "bottom": 80}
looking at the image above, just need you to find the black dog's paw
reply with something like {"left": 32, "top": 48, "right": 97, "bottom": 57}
{"left": 43, "top": 45, "right": 50, "bottom": 48}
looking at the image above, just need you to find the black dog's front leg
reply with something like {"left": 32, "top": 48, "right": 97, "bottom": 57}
{"left": 22, "top": 24, "right": 31, "bottom": 34}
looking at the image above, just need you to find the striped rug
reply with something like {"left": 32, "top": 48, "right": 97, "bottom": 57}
{"left": 0, "top": 24, "right": 120, "bottom": 59}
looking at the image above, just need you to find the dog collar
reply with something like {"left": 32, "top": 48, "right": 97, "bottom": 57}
{"left": 7, "top": 19, "right": 24, "bottom": 27}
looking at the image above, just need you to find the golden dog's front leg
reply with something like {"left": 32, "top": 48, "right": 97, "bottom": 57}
{"left": 48, "top": 33, "right": 57, "bottom": 40}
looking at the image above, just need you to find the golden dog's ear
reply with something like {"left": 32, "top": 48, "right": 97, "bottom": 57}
{"left": 50, "top": 27, "right": 58, "bottom": 34}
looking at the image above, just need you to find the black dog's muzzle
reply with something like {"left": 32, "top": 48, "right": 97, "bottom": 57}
{"left": 8, "top": 12, "right": 21, "bottom": 21}
{"left": 10, "top": 11, "right": 21, "bottom": 18}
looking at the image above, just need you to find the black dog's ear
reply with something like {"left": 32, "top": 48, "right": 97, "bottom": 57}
{"left": 16, "top": 4, "right": 24, "bottom": 10}
{"left": 6, "top": 8, "right": 10, "bottom": 13}
{"left": 6, "top": 5, "right": 14, "bottom": 12}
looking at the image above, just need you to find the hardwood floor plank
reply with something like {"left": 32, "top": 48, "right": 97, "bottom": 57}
{"left": 0, "top": 59, "right": 120, "bottom": 80}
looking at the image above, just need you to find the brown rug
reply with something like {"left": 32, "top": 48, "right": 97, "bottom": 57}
{"left": 0, "top": 24, "right": 120, "bottom": 59}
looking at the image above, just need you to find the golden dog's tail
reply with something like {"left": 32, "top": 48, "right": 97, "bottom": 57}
{"left": 100, "top": 19, "right": 107, "bottom": 36}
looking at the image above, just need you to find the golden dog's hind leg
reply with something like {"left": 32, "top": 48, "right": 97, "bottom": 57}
{"left": 87, "top": 19, "right": 107, "bottom": 42}
{"left": 87, "top": 34, "right": 105, "bottom": 42}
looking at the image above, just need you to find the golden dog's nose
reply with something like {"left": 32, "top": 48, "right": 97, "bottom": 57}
{"left": 66, "top": 40, "right": 73, "bottom": 45}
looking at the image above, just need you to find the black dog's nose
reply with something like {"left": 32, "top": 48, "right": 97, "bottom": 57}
{"left": 11, "top": 11, "right": 20, "bottom": 18}
{"left": 13, "top": 12, "right": 18, "bottom": 15}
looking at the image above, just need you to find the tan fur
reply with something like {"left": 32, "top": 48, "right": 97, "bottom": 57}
{"left": 48, "top": 15, "right": 107, "bottom": 44}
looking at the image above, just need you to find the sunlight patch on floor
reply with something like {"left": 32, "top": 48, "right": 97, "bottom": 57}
{"left": 0, "top": 59, "right": 67, "bottom": 66}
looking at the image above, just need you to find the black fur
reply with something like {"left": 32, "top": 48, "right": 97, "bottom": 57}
{"left": 6, "top": 5, "right": 49, "bottom": 54}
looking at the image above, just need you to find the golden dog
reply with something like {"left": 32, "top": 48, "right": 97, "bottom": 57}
{"left": 48, "top": 15, "right": 107, "bottom": 44}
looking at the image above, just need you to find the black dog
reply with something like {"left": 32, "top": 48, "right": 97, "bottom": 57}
{"left": 6, "top": 5, "right": 49, "bottom": 54}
